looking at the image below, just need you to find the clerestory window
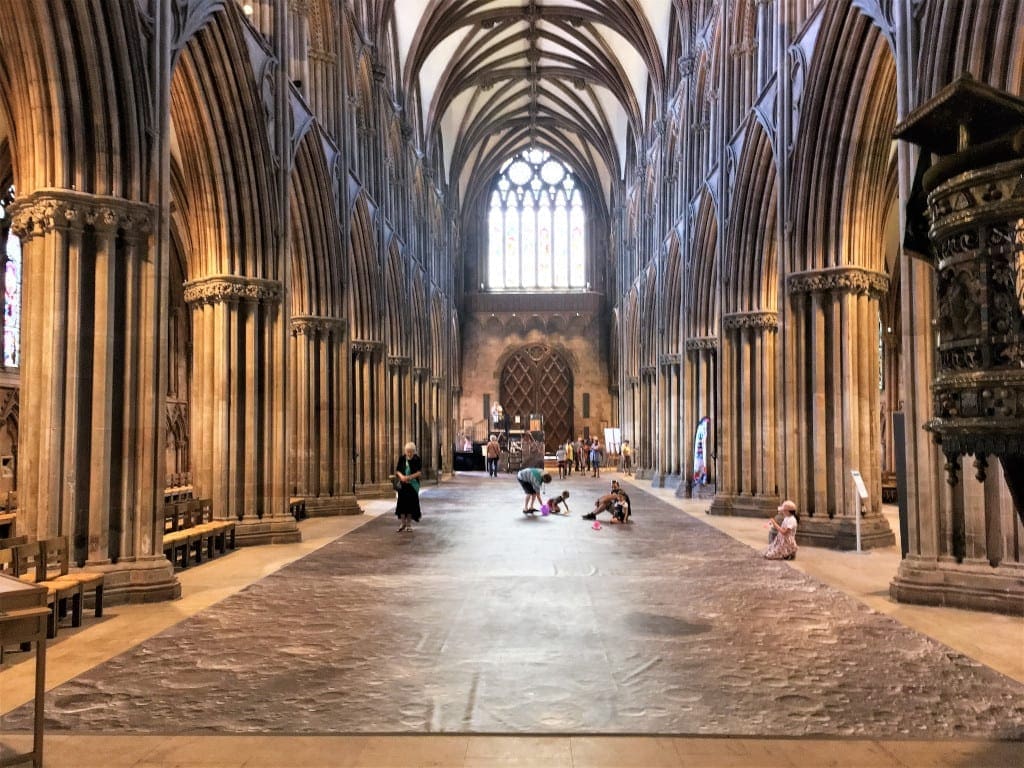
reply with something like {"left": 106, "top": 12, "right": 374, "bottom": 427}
{"left": 0, "top": 187, "right": 20, "bottom": 368}
{"left": 486, "top": 149, "right": 586, "bottom": 291}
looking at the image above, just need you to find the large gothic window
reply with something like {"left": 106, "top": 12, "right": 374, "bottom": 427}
{"left": 0, "top": 187, "right": 20, "bottom": 368}
{"left": 487, "top": 149, "right": 586, "bottom": 290}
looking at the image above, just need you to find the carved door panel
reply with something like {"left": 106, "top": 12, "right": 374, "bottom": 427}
{"left": 500, "top": 345, "right": 573, "bottom": 446}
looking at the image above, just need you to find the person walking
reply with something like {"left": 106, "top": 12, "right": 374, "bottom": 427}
{"left": 394, "top": 441, "right": 423, "bottom": 532}
{"left": 485, "top": 434, "right": 501, "bottom": 477}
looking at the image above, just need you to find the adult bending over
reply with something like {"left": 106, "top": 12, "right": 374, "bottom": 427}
{"left": 395, "top": 442, "right": 423, "bottom": 532}
{"left": 517, "top": 467, "right": 552, "bottom": 515}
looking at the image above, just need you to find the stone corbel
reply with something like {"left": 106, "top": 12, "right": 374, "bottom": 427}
{"left": 787, "top": 266, "right": 889, "bottom": 299}
{"left": 290, "top": 315, "right": 346, "bottom": 338}
{"left": 184, "top": 275, "right": 283, "bottom": 306}
{"left": 723, "top": 310, "right": 779, "bottom": 331}
{"left": 351, "top": 340, "right": 383, "bottom": 355}
{"left": 685, "top": 336, "right": 718, "bottom": 350}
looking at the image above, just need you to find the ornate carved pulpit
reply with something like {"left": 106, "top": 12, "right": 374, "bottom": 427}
{"left": 895, "top": 75, "right": 1024, "bottom": 525}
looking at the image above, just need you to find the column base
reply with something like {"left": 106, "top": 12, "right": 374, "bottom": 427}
{"left": 707, "top": 494, "right": 776, "bottom": 516}
{"left": 88, "top": 555, "right": 180, "bottom": 606}
{"left": 890, "top": 556, "right": 1024, "bottom": 616}
{"left": 796, "top": 514, "right": 895, "bottom": 550}
{"left": 301, "top": 494, "right": 362, "bottom": 517}
{"left": 356, "top": 482, "right": 399, "bottom": 499}
{"left": 234, "top": 515, "right": 302, "bottom": 547}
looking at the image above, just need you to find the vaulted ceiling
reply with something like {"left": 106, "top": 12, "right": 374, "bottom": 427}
{"left": 386, "top": 0, "right": 674, "bottom": 212}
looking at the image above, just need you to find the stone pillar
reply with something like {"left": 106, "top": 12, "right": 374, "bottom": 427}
{"left": 785, "top": 267, "right": 895, "bottom": 549}
{"left": 351, "top": 340, "right": 390, "bottom": 496}
{"left": 288, "top": 316, "right": 359, "bottom": 516}
{"left": 388, "top": 356, "right": 411, "bottom": 471}
{"left": 710, "top": 312, "right": 779, "bottom": 516}
{"left": 9, "top": 189, "right": 178, "bottom": 602}
{"left": 185, "top": 276, "right": 299, "bottom": 545}
{"left": 890, "top": 76, "right": 1024, "bottom": 615}
{"left": 681, "top": 337, "right": 718, "bottom": 498}
{"left": 658, "top": 354, "right": 682, "bottom": 487}
{"left": 414, "top": 367, "right": 431, "bottom": 475}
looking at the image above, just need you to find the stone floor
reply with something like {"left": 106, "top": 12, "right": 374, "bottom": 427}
{"left": 1, "top": 471, "right": 1022, "bottom": 766}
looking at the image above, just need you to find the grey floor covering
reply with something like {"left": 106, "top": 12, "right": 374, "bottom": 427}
{"left": 4, "top": 474, "right": 1023, "bottom": 737}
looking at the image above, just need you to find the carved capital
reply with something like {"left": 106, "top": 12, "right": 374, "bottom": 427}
{"left": 659, "top": 353, "right": 682, "bottom": 366}
{"left": 351, "top": 340, "right": 383, "bottom": 355}
{"left": 723, "top": 310, "right": 779, "bottom": 331}
{"left": 387, "top": 355, "right": 411, "bottom": 369}
{"left": 290, "top": 315, "right": 345, "bottom": 337}
{"left": 685, "top": 336, "right": 718, "bottom": 350}
{"left": 787, "top": 266, "right": 889, "bottom": 298}
{"left": 184, "top": 275, "right": 283, "bottom": 306}
{"left": 7, "top": 189, "right": 154, "bottom": 243}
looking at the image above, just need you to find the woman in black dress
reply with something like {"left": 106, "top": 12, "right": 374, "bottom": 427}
{"left": 395, "top": 441, "right": 423, "bottom": 532}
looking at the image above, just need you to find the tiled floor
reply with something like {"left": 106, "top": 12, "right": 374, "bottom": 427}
{"left": 1, "top": 473, "right": 1022, "bottom": 766}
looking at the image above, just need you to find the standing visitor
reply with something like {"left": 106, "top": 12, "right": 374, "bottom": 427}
{"left": 394, "top": 442, "right": 423, "bottom": 533}
{"left": 485, "top": 434, "right": 501, "bottom": 477}
{"left": 621, "top": 440, "right": 633, "bottom": 476}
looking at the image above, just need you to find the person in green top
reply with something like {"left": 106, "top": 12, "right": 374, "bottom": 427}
{"left": 516, "top": 467, "right": 551, "bottom": 515}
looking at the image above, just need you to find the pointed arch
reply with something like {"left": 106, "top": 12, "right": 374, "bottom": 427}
{"left": 346, "top": 194, "right": 382, "bottom": 343}
{"left": 169, "top": 8, "right": 278, "bottom": 279}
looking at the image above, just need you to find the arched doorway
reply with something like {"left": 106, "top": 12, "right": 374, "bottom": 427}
{"left": 500, "top": 345, "right": 573, "bottom": 446}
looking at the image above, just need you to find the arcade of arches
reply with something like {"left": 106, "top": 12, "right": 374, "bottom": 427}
{"left": 0, "top": 0, "right": 1022, "bottom": 618}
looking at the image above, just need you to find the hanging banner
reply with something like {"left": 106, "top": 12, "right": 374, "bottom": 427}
{"left": 693, "top": 416, "right": 710, "bottom": 485}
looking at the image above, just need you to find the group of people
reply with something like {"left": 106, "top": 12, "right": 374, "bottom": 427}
{"left": 553, "top": 436, "right": 614, "bottom": 479}
{"left": 397, "top": 440, "right": 799, "bottom": 562}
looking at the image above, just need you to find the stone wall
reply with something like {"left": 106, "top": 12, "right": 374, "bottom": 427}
{"left": 460, "top": 314, "right": 613, "bottom": 447}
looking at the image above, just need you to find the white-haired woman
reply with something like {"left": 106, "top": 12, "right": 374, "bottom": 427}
{"left": 395, "top": 441, "right": 422, "bottom": 532}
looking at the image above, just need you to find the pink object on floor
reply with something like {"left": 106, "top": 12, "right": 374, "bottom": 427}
{"left": 592, "top": 521, "right": 602, "bottom": 530}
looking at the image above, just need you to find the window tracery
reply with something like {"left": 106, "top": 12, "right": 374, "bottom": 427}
{"left": 486, "top": 149, "right": 586, "bottom": 291}
{"left": 0, "top": 186, "right": 20, "bottom": 368}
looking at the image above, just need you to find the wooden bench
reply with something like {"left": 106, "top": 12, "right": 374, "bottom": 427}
{"left": 162, "top": 498, "right": 235, "bottom": 569}
{"left": 3, "top": 541, "right": 83, "bottom": 639}
{"left": 38, "top": 537, "right": 104, "bottom": 619}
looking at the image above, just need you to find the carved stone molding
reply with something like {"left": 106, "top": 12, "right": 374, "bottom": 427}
{"left": 290, "top": 315, "right": 346, "bottom": 337}
{"left": 685, "top": 336, "right": 718, "bottom": 351}
{"left": 723, "top": 311, "right": 779, "bottom": 330}
{"left": 787, "top": 266, "right": 889, "bottom": 298}
{"left": 7, "top": 189, "right": 154, "bottom": 243}
{"left": 659, "top": 354, "right": 682, "bottom": 366}
{"left": 430, "top": 376, "right": 444, "bottom": 386}
{"left": 413, "top": 367, "right": 431, "bottom": 377}
{"left": 184, "top": 275, "right": 283, "bottom": 306}
{"left": 351, "top": 340, "right": 383, "bottom": 355}
{"left": 387, "top": 355, "right": 411, "bottom": 369}
{"left": 641, "top": 366, "right": 656, "bottom": 377}
{"left": 626, "top": 376, "right": 639, "bottom": 386}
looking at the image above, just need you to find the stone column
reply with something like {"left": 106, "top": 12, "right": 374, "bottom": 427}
{"left": 414, "top": 367, "right": 431, "bottom": 475}
{"left": 288, "top": 316, "right": 359, "bottom": 516}
{"left": 786, "top": 267, "right": 895, "bottom": 549}
{"left": 682, "top": 337, "right": 717, "bottom": 498}
{"left": 710, "top": 312, "right": 779, "bottom": 516}
{"left": 658, "top": 354, "right": 682, "bottom": 487}
{"left": 9, "top": 189, "right": 178, "bottom": 602}
{"left": 351, "top": 340, "right": 388, "bottom": 495}
{"left": 185, "top": 276, "right": 299, "bottom": 545}
{"left": 890, "top": 76, "right": 1024, "bottom": 614}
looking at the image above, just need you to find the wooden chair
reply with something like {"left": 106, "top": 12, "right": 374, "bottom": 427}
{"left": 39, "top": 537, "right": 105, "bottom": 618}
{"left": 12, "top": 541, "right": 82, "bottom": 638}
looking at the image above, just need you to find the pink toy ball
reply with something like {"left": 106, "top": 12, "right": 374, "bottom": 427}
{"left": 592, "top": 520, "right": 602, "bottom": 530}
{"left": 540, "top": 504, "right": 550, "bottom": 516}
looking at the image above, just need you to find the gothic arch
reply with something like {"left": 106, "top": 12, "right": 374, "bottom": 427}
{"left": 290, "top": 127, "right": 344, "bottom": 318}
{"left": 346, "top": 194, "right": 382, "bottom": 343}
{"left": 0, "top": 1, "right": 149, "bottom": 196}
{"left": 169, "top": 10, "right": 278, "bottom": 280}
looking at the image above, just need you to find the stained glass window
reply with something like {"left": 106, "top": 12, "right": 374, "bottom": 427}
{"left": 485, "top": 150, "right": 586, "bottom": 290}
{"left": 0, "top": 187, "right": 19, "bottom": 368}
